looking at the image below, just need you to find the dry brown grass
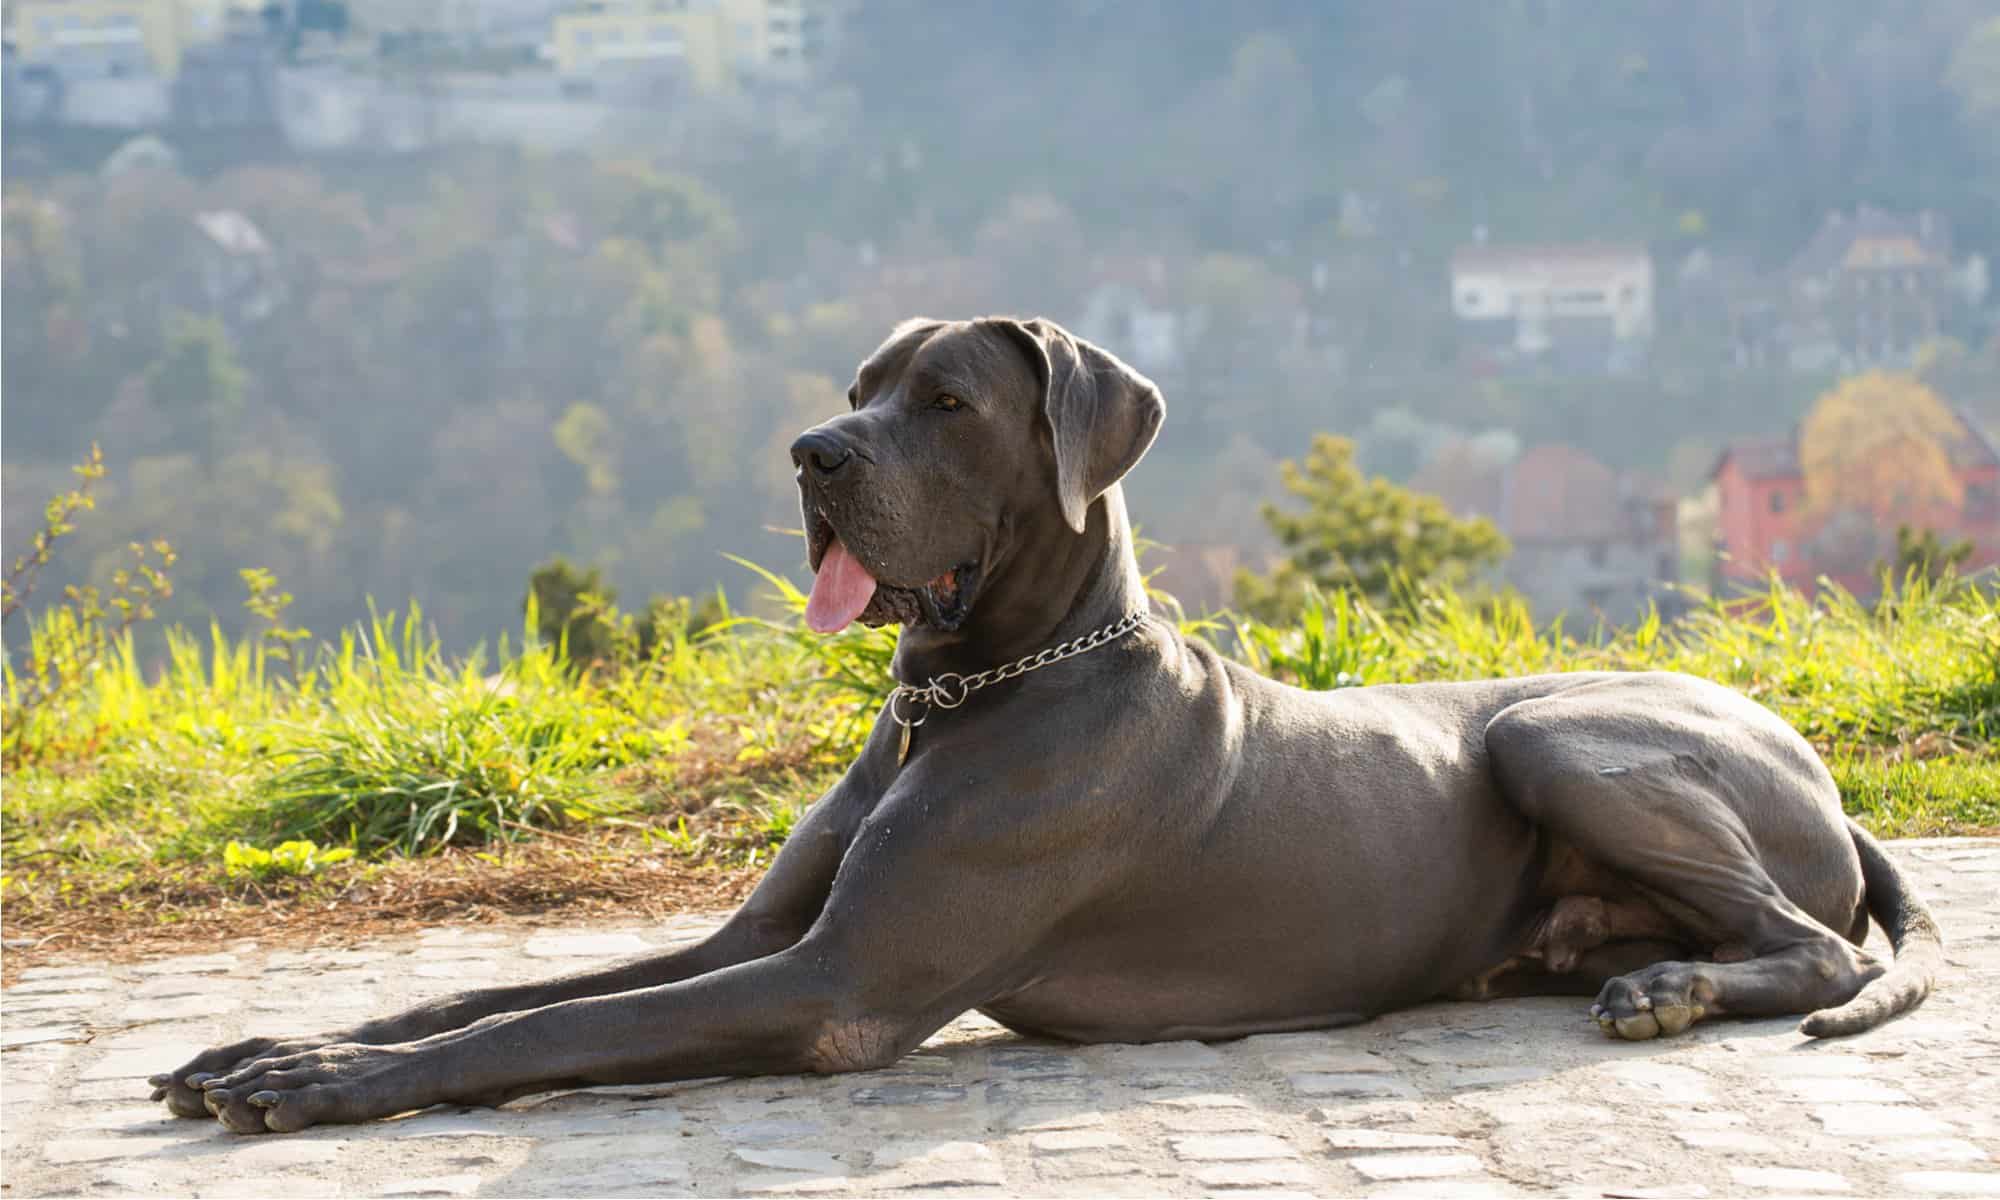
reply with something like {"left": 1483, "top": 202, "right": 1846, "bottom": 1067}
{"left": 1, "top": 719, "right": 837, "bottom": 984}
{"left": 1, "top": 833, "right": 762, "bottom": 985}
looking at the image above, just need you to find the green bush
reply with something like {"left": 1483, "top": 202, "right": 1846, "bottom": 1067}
{"left": 1234, "top": 433, "right": 1509, "bottom": 619}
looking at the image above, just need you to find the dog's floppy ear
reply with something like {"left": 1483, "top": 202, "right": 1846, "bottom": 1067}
{"left": 988, "top": 317, "right": 1166, "bottom": 533}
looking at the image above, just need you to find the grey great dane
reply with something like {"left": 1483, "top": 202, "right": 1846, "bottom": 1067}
{"left": 154, "top": 316, "right": 1943, "bottom": 1134}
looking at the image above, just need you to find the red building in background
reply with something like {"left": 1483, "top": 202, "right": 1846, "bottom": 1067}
{"left": 1711, "top": 406, "right": 2000, "bottom": 596}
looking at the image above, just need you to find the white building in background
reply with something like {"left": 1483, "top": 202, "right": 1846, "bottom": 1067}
{"left": 549, "top": 0, "right": 848, "bottom": 93}
{"left": 4, "top": 0, "right": 258, "bottom": 79}
{"left": 189, "top": 208, "right": 287, "bottom": 327}
{"left": 1450, "top": 242, "right": 1655, "bottom": 374}
{"left": 340, "top": 0, "right": 569, "bottom": 48}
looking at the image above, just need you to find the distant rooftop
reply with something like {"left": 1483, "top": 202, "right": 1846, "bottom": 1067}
{"left": 1786, "top": 206, "right": 1952, "bottom": 280}
{"left": 1712, "top": 435, "right": 1800, "bottom": 482}
{"left": 1451, "top": 242, "right": 1651, "bottom": 273}
{"left": 193, "top": 210, "right": 271, "bottom": 257}
{"left": 1712, "top": 403, "right": 2000, "bottom": 483}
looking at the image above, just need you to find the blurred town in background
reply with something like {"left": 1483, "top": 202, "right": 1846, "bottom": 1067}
{"left": 5, "top": 1, "right": 1998, "bottom": 648}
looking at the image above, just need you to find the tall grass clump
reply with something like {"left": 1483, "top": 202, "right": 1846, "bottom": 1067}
{"left": 247, "top": 604, "right": 662, "bottom": 854}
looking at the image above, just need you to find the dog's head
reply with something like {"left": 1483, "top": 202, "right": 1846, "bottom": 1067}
{"left": 791, "top": 317, "right": 1164, "bottom": 634}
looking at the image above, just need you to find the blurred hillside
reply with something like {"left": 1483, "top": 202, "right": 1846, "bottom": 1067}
{"left": 5, "top": 0, "right": 1999, "bottom": 647}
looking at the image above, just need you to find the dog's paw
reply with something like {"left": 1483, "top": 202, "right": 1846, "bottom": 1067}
{"left": 1589, "top": 962, "right": 1716, "bottom": 1040}
{"left": 149, "top": 1034, "right": 340, "bottom": 1120}
{"left": 194, "top": 1042, "right": 426, "bottom": 1133}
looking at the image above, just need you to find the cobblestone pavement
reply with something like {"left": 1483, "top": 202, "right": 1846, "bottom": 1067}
{"left": 5, "top": 838, "right": 1998, "bottom": 1198}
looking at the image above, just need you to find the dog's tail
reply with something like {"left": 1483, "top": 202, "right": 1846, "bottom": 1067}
{"left": 1799, "top": 818, "right": 1943, "bottom": 1038}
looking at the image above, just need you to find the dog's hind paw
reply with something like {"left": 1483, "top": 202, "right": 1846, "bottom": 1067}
{"left": 1590, "top": 962, "right": 1714, "bottom": 1040}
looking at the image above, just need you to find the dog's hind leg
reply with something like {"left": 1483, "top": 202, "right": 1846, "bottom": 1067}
{"left": 1453, "top": 938, "right": 1688, "bottom": 1001}
{"left": 1484, "top": 678, "right": 1900, "bottom": 1040}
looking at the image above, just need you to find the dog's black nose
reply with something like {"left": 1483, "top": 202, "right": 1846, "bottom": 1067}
{"left": 790, "top": 431, "right": 853, "bottom": 477}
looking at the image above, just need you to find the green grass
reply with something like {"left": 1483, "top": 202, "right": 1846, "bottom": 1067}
{"left": 1830, "top": 753, "right": 2000, "bottom": 838}
{"left": 4, "top": 565, "right": 1995, "bottom": 928}
{"left": 1231, "top": 575, "right": 1999, "bottom": 753}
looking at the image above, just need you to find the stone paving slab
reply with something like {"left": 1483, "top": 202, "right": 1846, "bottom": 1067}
{"left": 4, "top": 840, "right": 1999, "bottom": 1198}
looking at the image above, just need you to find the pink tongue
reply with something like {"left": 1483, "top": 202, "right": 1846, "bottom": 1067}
{"left": 806, "top": 538, "right": 878, "bottom": 633}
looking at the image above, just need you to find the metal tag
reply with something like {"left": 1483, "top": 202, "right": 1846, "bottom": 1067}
{"left": 898, "top": 721, "right": 913, "bottom": 766}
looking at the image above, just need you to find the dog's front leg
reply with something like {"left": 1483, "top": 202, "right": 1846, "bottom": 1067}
{"left": 195, "top": 762, "right": 1088, "bottom": 1133}
{"left": 192, "top": 942, "right": 928, "bottom": 1133}
{"left": 155, "top": 773, "right": 872, "bottom": 1119}
{"left": 155, "top": 913, "right": 800, "bottom": 1118}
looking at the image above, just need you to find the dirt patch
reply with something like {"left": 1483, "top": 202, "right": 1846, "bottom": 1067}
{"left": 0, "top": 837, "right": 763, "bottom": 984}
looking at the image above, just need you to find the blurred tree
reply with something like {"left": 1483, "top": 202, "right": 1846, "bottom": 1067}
{"left": 62, "top": 449, "right": 339, "bottom": 637}
{"left": 525, "top": 557, "right": 620, "bottom": 667}
{"left": 973, "top": 193, "right": 1089, "bottom": 315}
{"left": 1877, "top": 524, "right": 1975, "bottom": 585}
{"left": 1177, "top": 31, "right": 1317, "bottom": 242}
{"left": 593, "top": 160, "right": 737, "bottom": 252}
{"left": 208, "top": 166, "right": 371, "bottom": 262}
{"left": 2, "top": 195, "right": 97, "bottom": 445}
{"left": 143, "top": 313, "right": 247, "bottom": 463}
{"left": 1798, "top": 371, "right": 1965, "bottom": 522}
{"left": 1947, "top": 16, "right": 2000, "bottom": 138}
{"left": 1183, "top": 253, "right": 1299, "bottom": 437}
{"left": 755, "top": 371, "right": 842, "bottom": 520}
{"left": 394, "top": 246, "right": 504, "bottom": 399}
{"left": 2, "top": 196, "right": 84, "bottom": 321}
{"left": 787, "top": 300, "right": 871, "bottom": 379}
{"left": 1233, "top": 433, "right": 1509, "bottom": 619}
{"left": 669, "top": 315, "right": 747, "bottom": 495}
{"left": 552, "top": 402, "right": 620, "bottom": 499}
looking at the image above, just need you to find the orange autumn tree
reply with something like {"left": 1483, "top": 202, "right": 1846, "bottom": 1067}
{"left": 1799, "top": 371, "right": 1964, "bottom": 521}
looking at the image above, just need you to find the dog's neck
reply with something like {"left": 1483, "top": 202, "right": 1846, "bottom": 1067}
{"left": 891, "top": 487, "right": 1148, "bottom": 685}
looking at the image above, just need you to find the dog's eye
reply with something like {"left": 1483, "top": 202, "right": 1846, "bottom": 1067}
{"left": 932, "top": 393, "right": 965, "bottom": 413}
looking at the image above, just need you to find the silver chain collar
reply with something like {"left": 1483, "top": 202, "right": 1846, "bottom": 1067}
{"left": 888, "top": 609, "right": 1149, "bottom": 729}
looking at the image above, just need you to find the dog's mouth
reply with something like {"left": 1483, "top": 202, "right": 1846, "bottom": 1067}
{"left": 805, "top": 512, "right": 981, "bottom": 634}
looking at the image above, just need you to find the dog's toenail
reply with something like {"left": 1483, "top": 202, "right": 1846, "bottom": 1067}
{"left": 249, "top": 1091, "right": 279, "bottom": 1108}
